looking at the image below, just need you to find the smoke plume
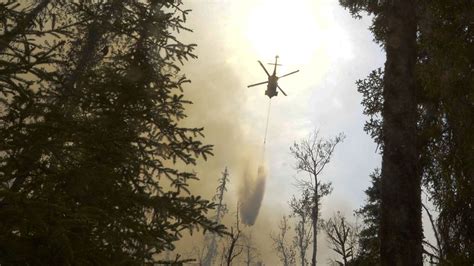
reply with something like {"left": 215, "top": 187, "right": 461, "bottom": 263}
{"left": 239, "top": 164, "right": 267, "bottom": 225}
{"left": 169, "top": 3, "right": 279, "bottom": 263}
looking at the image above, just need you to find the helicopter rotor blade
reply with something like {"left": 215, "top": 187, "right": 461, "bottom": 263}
{"left": 278, "top": 70, "right": 300, "bottom": 79}
{"left": 258, "top": 61, "right": 271, "bottom": 77}
{"left": 277, "top": 85, "right": 288, "bottom": 96}
{"left": 248, "top": 80, "right": 268, "bottom": 88}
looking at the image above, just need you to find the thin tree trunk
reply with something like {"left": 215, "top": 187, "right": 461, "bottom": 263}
{"left": 226, "top": 240, "right": 235, "bottom": 266}
{"left": 311, "top": 188, "right": 318, "bottom": 266}
{"left": 301, "top": 220, "right": 305, "bottom": 266}
{"left": 380, "top": 0, "right": 422, "bottom": 264}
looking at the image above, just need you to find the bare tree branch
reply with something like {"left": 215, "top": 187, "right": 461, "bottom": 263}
{"left": 290, "top": 130, "right": 345, "bottom": 266}
{"left": 323, "top": 212, "right": 359, "bottom": 265}
{"left": 271, "top": 216, "right": 296, "bottom": 266}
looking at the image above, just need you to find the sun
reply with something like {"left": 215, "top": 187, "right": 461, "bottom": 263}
{"left": 244, "top": 0, "right": 323, "bottom": 66}
{"left": 220, "top": 0, "right": 351, "bottom": 93}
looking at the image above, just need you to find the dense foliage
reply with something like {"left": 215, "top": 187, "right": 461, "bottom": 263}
{"left": 354, "top": 170, "right": 381, "bottom": 265}
{"left": 0, "top": 1, "right": 222, "bottom": 264}
{"left": 341, "top": 0, "right": 473, "bottom": 263}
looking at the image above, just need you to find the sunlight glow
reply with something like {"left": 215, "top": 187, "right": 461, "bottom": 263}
{"left": 245, "top": 0, "right": 323, "bottom": 66}
{"left": 221, "top": 0, "right": 352, "bottom": 93}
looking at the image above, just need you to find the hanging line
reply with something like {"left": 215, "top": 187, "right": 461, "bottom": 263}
{"left": 262, "top": 99, "right": 272, "bottom": 162}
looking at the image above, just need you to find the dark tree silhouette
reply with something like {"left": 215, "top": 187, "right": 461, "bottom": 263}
{"left": 378, "top": 1, "right": 420, "bottom": 263}
{"left": 322, "top": 212, "right": 359, "bottom": 266}
{"left": 0, "top": 1, "right": 223, "bottom": 264}
{"left": 354, "top": 170, "right": 381, "bottom": 265}
{"left": 0, "top": 0, "right": 51, "bottom": 54}
{"left": 341, "top": 0, "right": 473, "bottom": 263}
{"left": 340, "top": 0, "right": 421, "bottom": 263}
{"left": 417, "top": 2, "right": 474, "bottom": 263}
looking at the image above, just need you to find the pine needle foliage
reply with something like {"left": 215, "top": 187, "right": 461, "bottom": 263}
{"left": 0, "top": 1, "right": 224, "bottom": 264}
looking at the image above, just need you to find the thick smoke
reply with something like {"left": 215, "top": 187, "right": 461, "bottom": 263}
{"left": 239, "top": 164, "right": 267, "bottom": 225}
{"left": 169, "top": 3, "right": 282, "bottom": 264}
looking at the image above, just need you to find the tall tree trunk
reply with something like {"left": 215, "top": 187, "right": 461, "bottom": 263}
{"left": 380, "top": 0, "right": 422, "bottom": 265}
{"left": 311, "top": 188, "right": 318, "bottom": 266}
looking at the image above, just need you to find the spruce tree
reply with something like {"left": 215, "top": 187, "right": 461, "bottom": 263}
{"left": 203, "top": 167, "right": 230, "bottom": 266}
{"left": 0, "top": 1, "right": 222, "bottom": 264}
{"left": 354, "top": 170, "right": 381, "bottom": 265}
{"left": 340, "top": 0, "right": 473, "bottom": 263}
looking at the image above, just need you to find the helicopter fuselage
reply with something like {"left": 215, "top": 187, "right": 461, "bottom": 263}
{"left": 247, "top": 56, "right": 298, "bottom": 98}
{"left": 265, "top": 75, "right": 279, "bottom": 98}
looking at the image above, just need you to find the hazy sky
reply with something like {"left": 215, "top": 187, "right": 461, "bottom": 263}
{"left": 176, "top": 0, "right": 386, "bottom": 264}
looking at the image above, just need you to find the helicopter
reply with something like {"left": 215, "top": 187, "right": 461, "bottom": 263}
{"left": 247, "top": 55, "right": 299, "bottom": 98}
